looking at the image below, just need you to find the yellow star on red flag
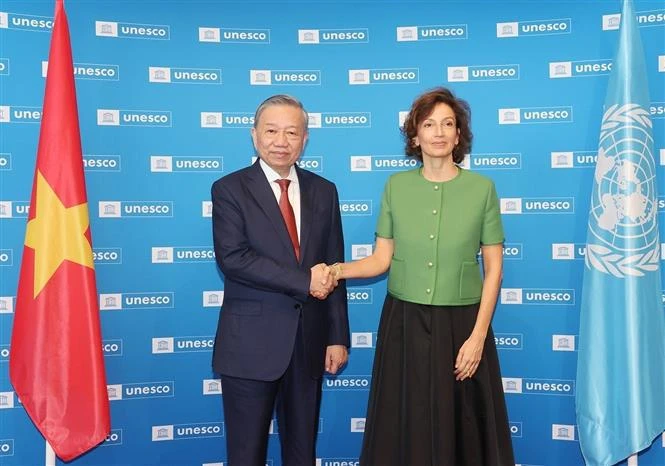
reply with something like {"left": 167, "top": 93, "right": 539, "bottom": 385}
{"left": 24, "top": 170, "right": 94, "bottom": 298}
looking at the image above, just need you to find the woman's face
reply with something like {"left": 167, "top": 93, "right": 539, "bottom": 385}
{"left": 413, "top": 103, "right": 460, "bottom": 161}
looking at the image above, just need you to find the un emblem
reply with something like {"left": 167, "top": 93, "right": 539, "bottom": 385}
{"left": 586, "top": 103, "right": 660, "bottom": 278}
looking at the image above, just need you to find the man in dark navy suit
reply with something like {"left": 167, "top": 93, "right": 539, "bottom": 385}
{"left": 211, "top": 94, "right": 349, "bottom": 466}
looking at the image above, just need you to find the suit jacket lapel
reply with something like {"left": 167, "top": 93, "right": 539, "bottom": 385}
{"left": 244, "top": 162, "right": 297, "bottom": 261}
{"left": 297, "top": 166, "right": 316, "bottom": 265}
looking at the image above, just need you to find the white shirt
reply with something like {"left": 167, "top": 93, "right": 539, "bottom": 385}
{"left": 259, "top": 159, "right": 301, "bottom": 240}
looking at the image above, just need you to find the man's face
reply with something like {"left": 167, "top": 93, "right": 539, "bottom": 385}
{"left": 251, "top": 104, "right": 308, "bottom": 177}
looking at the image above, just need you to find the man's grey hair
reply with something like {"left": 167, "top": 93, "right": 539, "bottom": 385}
{"left": 253, "top": 94, "right": 309, "bottom": 131}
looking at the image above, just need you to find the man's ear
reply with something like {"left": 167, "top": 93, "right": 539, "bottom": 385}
{"left": 250, "top": 127, "right": 258, "bottom": 149}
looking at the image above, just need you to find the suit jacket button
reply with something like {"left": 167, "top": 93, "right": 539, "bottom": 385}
{"left": 294, "top": 304, "right": 302, "bottom": 310}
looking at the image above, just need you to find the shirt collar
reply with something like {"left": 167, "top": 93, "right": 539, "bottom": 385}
{"left": 259, "top": 158, "right": 299, "bottom": 185}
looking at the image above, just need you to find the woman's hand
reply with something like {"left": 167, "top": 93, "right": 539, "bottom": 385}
{"left": 454, "top": 332, "right": 486, "bottom": 381}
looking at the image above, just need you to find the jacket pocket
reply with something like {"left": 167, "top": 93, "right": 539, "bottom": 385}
{"left": 459, "top": 262, "right": 482, "bottom": 300}
{"left": 388, "top": 257, "right": 405, "bottom": 295}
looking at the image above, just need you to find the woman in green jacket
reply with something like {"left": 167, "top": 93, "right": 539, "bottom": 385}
{"left": 332, "top": 87, "right": 515, "bottom": 466}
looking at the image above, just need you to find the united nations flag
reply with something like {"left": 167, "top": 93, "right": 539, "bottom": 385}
{"left": 576, "top": 1, "right": 665, "bottom": 465}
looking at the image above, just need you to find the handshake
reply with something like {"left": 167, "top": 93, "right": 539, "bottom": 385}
{"left": 309, "top": 263, "right": 343, "bottom": 300}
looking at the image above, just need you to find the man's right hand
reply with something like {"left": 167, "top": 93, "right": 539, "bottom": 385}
{"left": 310, "top": 263, "right": 334, "bottom": 299}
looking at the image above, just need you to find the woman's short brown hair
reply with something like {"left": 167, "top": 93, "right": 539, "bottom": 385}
{"left": 402, "top": 87, "right": 472, "bottom": 164}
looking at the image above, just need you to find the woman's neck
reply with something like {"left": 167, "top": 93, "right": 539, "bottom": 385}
{"left": 421, "top": 157, "right": 458, "bottom": 182}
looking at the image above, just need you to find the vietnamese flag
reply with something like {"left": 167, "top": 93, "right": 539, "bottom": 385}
{"left": 9, "top": 0, "right": 110, "bottom": 461}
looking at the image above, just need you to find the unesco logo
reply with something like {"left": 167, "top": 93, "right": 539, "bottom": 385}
{"left": 42, "top": 61, "right": 119, "bottom": 80}
{"left": 351, "top": 332, "right": 373, "bottom": 348}
{"left": 97, "top": 109, "right": 171, "bottom": 127}
{"left": 0, "top": 12, "right": 53, "bottom": 31}
{"left": 494, "top": 333, "right": 523, "bottom": 350}
{"left": 102, "top": 339, "right": 123, "bottom": 356}
{"left": 0, "top": 153, "right": 11, "bottom": 170}
{"left": 0, "top": 249, "right": 13, "bottom": 266}
{"left": 502, "top": 378, "right": 575, "bottom": 396}
{"left": 348, "top": 68, "right": 418, "bottom": 85}
{"left": 651, "top": 103, "right": 665, "bottom": 118}
{"left": 295, "top": 157, "right": 323, "bottom": 173}
{"left": 463, "top": 153, "right": 521, "bottom": 170}
{"left": 549, "top": 59, "right": 612, "bottom": 79}
{"left": 107, "top": 381, "right": 174, "bottom": 401}
{"left": 347, "top": 287, "right": 372, "bottom": 305}
{"left": 148, "top": 66, "right": 221, "bottom": 84}
{"left": 0, "top": 297, "right": 13, "bottom": 314}
{"left": 502, "top": 243, "right": 523, "bottom": 260}
{"left": 84, "top": 155, "right": 121, "bottom": 171}
{"left": 350, "top": 418, "right": 366, "bottom": 433}
{"left": 99, "top": 292, "right": 174, "bottom": 311}
{"left": 198, "top": 27, "right": 220, "bottom": 42}
{"left": 602, "top": 14, "right": 621, "bottom": 30}
{"left": 151, "top": 425, "right": 174, "bottom": 441}
{"left": 339, "top": 200, "right": 372, "bottom": 216}
{"left": 552, "top": 424, "right": 577, "bottom": 441}
{"left": 509, "top": 422, "right": 522, "bottom": 438}
{"left": 93, "top": 248, "right": 122, "bottom": 265}
{"left": 221, "top": 28, "right": 270, "bottom": 43}
{"left": 323, "top": 375, "right": 371, "bottom": 391}
{"left": 0, "top": 439, "right": 14, "bottom": 456}
{"left": 498, "top": 107, "right": 573, "bottom": 124}
{"left": 396, "top": 24, "right": 467, "bottom": 41}
{"left": 250, "top": 69, "right": 321, "bottom": 86}
{"left": 0, "top": 345, "right": 9, "bottom": 362}
{"left": 95, "top": 21, "right": 170, "bottom": 39}
{"left": 316, "top": 459, "right": 359, "bottom": 466}
{"left": 152, "top": 337, "right": 214, "bottom": 354}
{"left": 603, "top": 11, "right": 665, "bottom": 30}
{"left": 98, "top": 201, "right": 173, "bottom": 218}
{"left": 298, "top": 28, "right": 368, "bottom": 44}
{"left": 151, "top": 247, "right": 215, "bottom": 263}
{"left": 198, "top": 27, "right": 270, "bottom": 43}
{"left": 0, "top": 392, "right": 14, "bottom": 409}
{"left": 308, "top": 112, "right": 371, "bottom": 128}
{"left": 550, "top": 151, "right": 597, "bottom": 169}
{"left": 351, "top": 244, "right": 372, "bottom": 260}
{"left": 201, "top": 112, "right": 255, "bottom": 128}
{"left": 202, "top": 201, "right": 213, "bottom": 217}
{"left": 552, "top": 334, "right": 576, "bottom": 351}
{"left": 496, "top": 18, "right": 571, "bottom": 37}
{"left": 551, "top": 243, "right": 586, "bottom": 260}
{"left": 447, "top": 64, "right": 519, "bottom": 82}
{"left": 102, "top": 429, "right": 122, "bottom": 447}
{"left": 150, "top": 156, "right": 223, "bottom": 172}
{"left": 500, "top": 197, "right": 574, "bottom": 214}
{"left": 0, "top": 106, "right": 41, "bottom": 124}
{"left": 0, "top": 59, "right": 9, "bottom": 75}
{"left": 350, "top": 155, "right": 419, "bottom": 172}
{"left": 203, "top": 291, "right": 224, "bottom": 307}
{"left": 527, "top": 379, "right": 575, "bottom": 396}
{"left": 203, "top": 379, "right": 222, "bottom": 395}
{"left": 501, "top": 288, "right": 575, "bottom": 305}
{"left": 0, "top": 201, "right": 29, "bottom": 218}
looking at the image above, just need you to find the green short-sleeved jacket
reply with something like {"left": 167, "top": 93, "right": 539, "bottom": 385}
{"left": 376, "top": 167, "right": 504, "bottom": 305}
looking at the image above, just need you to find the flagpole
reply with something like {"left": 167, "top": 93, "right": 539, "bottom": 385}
{"left": 45, "top": 442, "right": 55, "bottom": 466}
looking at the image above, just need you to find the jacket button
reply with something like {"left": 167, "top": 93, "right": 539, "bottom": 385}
{"left": 294, "top": 304, "right": 302, "bottom": 310}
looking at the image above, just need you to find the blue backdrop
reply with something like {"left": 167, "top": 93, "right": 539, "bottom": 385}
{"left": 0, "top": 0, "right": 664, "bottom": 465}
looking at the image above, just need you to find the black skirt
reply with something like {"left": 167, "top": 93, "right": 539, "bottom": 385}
{"left": 359, "top": 295, "right": 515, "bottom": 466}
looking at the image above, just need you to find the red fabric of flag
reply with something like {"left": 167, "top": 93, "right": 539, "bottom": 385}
{"left": 9, "top": 0, "right": 110, "bottom": 461}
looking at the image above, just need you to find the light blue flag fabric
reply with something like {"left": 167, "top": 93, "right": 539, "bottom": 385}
{"left": 576, "top": 0, "right": 665, "bottom": 465}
